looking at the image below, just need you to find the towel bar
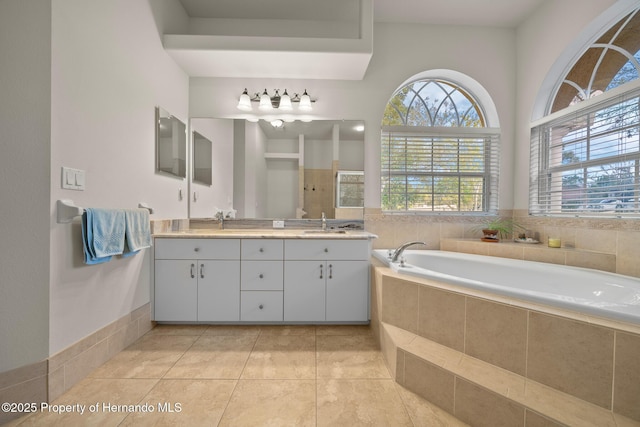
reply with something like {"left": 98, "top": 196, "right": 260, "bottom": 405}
{"left": 56, "top": 199, "right": 154, "bottom": 224}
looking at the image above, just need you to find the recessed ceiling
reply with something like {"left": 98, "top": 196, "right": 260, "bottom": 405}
{"left": 179, "top": 0, "right": 546, "bottom": 28}
{"left": 166, "top": 0, "right": 546, "bottom": 79}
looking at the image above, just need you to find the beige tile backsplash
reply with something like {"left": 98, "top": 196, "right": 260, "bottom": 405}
{"left": 365, "top": 209, "right": 640, "bottom": 278}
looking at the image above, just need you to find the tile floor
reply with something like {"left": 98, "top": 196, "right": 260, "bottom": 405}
{"left": 9, "top": 324, "right": 467, "bottom": 426}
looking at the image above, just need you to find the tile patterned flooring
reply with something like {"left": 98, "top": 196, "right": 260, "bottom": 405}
{"left": 10, "top": 325, "right": 467, "bottom": 426}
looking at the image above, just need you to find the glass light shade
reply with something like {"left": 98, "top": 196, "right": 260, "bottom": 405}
{"left": 271, "top": 119, "right": 284, "bottom": 128}
{"left": 259, "top": 89, "right": 272, "bottom": 110}
{"left": 237, "top": 89, "right": 252, "bottom": 111}
{"left": 279, "top": 90, "right": 292, "bottom": 111}
{"left": 298, "top": 90, "right": 312, "bottom": 111}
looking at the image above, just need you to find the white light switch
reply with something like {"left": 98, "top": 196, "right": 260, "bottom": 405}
{"left": 62, "top": 167, "right": 85, "bottom": 191}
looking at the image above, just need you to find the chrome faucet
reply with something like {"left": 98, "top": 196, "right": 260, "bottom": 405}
{"left": 390, "top": 241, "right": 426, "bottom": 262}
{"left": 321, "top": 212, "right": 327, "bottom": 231}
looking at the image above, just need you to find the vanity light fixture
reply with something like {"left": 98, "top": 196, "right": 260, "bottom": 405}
{"left": 237, "top": 88, "right": 315, "bottom": 112}
{"left": 270, "top": 119, "right": 284, "bottom": 128}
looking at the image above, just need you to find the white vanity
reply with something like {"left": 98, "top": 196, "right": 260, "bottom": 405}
{"left": 152, "top": 230, "right": 374, "bottom": 324}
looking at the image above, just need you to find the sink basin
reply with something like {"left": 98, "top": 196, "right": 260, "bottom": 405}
{"left": 303, "top": 230, "right": 347, "bottom": 234}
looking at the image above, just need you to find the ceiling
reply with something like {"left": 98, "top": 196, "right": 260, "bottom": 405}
{"left": 168, "top": 0, "right": 547, "bottom": 79}
{"left": 179, "top": 0, "right": 547, "bottom": 28}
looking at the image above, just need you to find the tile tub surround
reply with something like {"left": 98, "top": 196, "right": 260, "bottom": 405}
{"left": 8, "top": 325, "right": 469, "bottom": 427}
{"left": 0, "top": 303, "right": 153, "bottom": 426}
{"left": 371, "top": 264, "right": 640, "bottom": 425}
{"left": 364, "top": 208, "right": 640, "bottom": 278}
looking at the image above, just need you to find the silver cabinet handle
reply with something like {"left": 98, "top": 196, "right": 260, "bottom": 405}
{"left": 259, "top": 247, "right": 264, "bottom": 253}
{"left": 190, "top": 263, "right": 195, "bottom": 278}
{"left": 324, "top": 248, "right": 329, "bottom": 253}
{"left": 320, "top": 264, "right": 323, "bottom": 279}
{"left": 329, "top": 263, "right": 333, "bottom": 279}
{"left": 259, "top": 304, "right": 264, "bottom": 310}
{"left": 259, "top": 273, "right": 264, "bottom": 279}
{"left": 200, "top": 263, "right": 204, "bottom": 279}
{"left": 194, "top": 247, "right": 200, "bottom": 252}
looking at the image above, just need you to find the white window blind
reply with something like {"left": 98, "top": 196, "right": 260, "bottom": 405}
{"left": 530, "top": 87, "right": 640, "bottom": 217}
{"left": 381, "top": 126, "right": 500, "bottom": 213}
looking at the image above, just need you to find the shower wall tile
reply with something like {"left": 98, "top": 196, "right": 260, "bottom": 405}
{"left": 527, "top": 312, "right": 614, "bottom": 409}
{"left": 465, "top": 298, "right": 527, "bottom": 376}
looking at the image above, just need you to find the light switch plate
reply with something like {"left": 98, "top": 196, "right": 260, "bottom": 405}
{"left": 273, "top": 220, "right": 285, "bottom": 228}
{"left": 62, "top": 167, "right": 85, "bottom": 191}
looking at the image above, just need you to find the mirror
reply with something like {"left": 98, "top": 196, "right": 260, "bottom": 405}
{"left": 189, "top": 118, "right": 365, "bottom": 219}
{"left": 192, "top": 131, "right": 212, "bottom": 186}
{"left": 155, "top": 107, "right": 186, "bottom": 179}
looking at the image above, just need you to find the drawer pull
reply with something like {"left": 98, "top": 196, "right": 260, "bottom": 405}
{"left": 194, "top": 247, "right": 200, "bottom": 252}
{"left": 320, "top": 264, "right": 323, "bottom": 279}
{"left": 190, "top": 263, "right": 195, "bottom": 278}
{"left": 324, "top": 248, "right": 329, "bottom": 253}
{"left": 259, "top": 248, "right": 264, "bottom": 253}
{"left": 329, "top": 264, "right": 333, "bottom": 279}
{"left": 259, "top": 274, "right": 264, "bottom": 279}
{"left": 200, "top": 263, "right": 205, "bottom": 279}
{"left": 259, "top": 304, "right": 264, "bottom": 310}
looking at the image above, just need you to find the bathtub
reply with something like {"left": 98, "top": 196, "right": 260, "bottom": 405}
{"left": 372, "top": 249, "right": 640, "bottom": 325}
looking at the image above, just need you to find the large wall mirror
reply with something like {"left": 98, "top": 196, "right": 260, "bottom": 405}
{"left": 155, "top": 107, "right": 186, "bottom": 179}
{"left": 189, "top": 118, "right": 365, "bottom": 220}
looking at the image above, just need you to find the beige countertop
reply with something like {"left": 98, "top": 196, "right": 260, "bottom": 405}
{"left": 153, "top": 229, "right": 377, "bottom": 240}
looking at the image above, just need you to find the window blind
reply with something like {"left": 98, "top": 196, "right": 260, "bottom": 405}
{"left": 530, "top": 88, "right": 640, "bottom": 217}
{"left": 381, "top": 127, "right": 500, "bottom": 213}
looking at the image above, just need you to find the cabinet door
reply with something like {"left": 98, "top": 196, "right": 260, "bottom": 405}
{"left": 197, "top": 260, "right": 240, "bottom": 321}
{"left": 284, "top": 261, "right": 326, "bottom": 321}
{"left": 154, "top": 259, "right": 197, "bottom": 321}
{"left": 326, "top": 260, "right": 369, "bottom": 322}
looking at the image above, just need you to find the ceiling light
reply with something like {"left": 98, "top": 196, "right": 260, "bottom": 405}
{"left": 271, "top": 119, "right": 284, "bottom": 128}
{"left": 238, "top": 89, "right": 315, "bottom": 112}
{"left": 355, "top": 125, "right": 365, "bottom": 132}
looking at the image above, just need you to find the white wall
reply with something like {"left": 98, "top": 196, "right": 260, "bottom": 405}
{"left": 189, "top": 23, "right": 517, "bottom": 211}
{"left": 190, "top": 118, "right": 234, "bottom": 217}
{"left": 0, "top": 0, "right": 51, "bottom": 373}
{"left": 49, "top": 0, "right": 189, "bottom": 354}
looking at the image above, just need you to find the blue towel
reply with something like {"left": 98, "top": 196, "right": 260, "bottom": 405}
{"left": 122, "top": 209, "right": 152, "bottom": 257}
{"left": 81, "top": 208, "right": 126, "bottom": 264}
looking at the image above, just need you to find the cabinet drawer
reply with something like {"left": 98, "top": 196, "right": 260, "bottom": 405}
{"left": 241, "top": 291, "right": 283, "bottom": 321}
{"left": 155, "top": 238, "right": 240, "bottom": 260}
{"left": 241, "top": 261, "right": 284, "bottom": 290}
{"left": 241, "top": 239, "right": 284, "bottom": 260}
{"left": 284, "top": 239, "right": 369, "bottom": 260}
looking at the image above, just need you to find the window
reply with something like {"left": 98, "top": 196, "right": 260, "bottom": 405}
{"left": 381, "top": 79, "right": 500, "bottom": 213}
{"left": 530, "top": 7, "right": 640, "bottom": 217}
{"left": 336, "top": 171, "right": 364, "bottom": 208}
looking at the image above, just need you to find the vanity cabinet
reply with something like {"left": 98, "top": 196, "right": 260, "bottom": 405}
{"left": 154, "top": 238, "right": 240, "bottom": 322}
{"left": 284, "top": 239, "right": 369, "bottom": 322}
{"left": 153, "top": 235, "right": 370, "bottom": 323}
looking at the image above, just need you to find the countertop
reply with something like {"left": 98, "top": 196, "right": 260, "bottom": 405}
{"left": 153, "top": 229, "right": 377, "bottom": 240}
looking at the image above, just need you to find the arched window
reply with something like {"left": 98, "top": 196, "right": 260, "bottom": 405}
{"left": 530, "top": 7, "right": 640, "bottom": 217}
{"left": 381, "top": 79, "right": 500, "bottom": 213}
